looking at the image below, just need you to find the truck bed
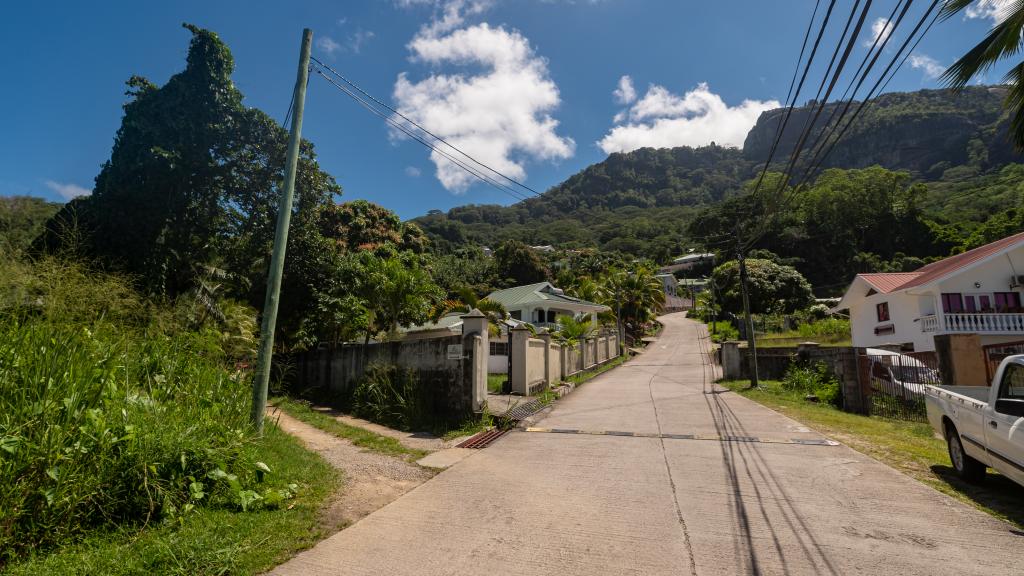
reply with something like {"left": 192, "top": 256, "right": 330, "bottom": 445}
{"left": 926, "top": 385, "right": 989, "bottom": 405}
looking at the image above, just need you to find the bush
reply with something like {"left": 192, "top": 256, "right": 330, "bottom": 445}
{"left": 0, "top": 258, "right": 283, "bottom": 562}
{"left": 350, "top": 365, "right": 427, "bottom": 431}
{"left": 782, "top": 362, "right": 841, "bottom": 407}
{"left": 708, "top": 321, "right": 740, "bottom": 343}
{"left": 796, "top": 317, "right": 850, "bottom": 339}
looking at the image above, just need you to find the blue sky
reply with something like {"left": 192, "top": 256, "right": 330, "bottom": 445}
{"left": 0, "top": 0, "right": 1014, "bottom": 219}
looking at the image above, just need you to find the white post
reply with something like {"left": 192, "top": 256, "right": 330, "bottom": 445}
{"left": 461, "top": 308, "right": 489, "bottom": 411}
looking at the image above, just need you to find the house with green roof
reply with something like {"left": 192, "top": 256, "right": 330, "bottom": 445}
{"left": 486, "top": 282, "right": 609, "bottom": 329}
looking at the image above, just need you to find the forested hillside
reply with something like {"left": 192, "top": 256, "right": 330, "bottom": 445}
{"left": 413, "top": 86, "right": 1024, "bottom": 292}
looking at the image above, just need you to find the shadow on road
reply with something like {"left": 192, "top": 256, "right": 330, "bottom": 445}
{"left": 704, "top": 390, "right": 842, "bottom": 575}
{"left": 928, "top": 464, "right": 1024, "bottom": 529}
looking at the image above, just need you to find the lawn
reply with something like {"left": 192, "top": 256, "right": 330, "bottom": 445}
{"left": 487, "top": 373, "right": 507, "bottom": 394}
{"left": 720, "top": 379, "right": 1024, "bottom": 529}
{"left": 4, "top": 426, "right": 340, "bottom": 576}
{"left": 272, "top": 397, "right": 429, "bottom": 462}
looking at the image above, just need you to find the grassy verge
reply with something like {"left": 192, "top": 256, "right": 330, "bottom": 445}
{"left": 720, "top": 379, "right": 1024, "bottom": 529}
{"left": 272, "top": 397, "right": 429, "bottom": 462}
{"left": 5, "top": 426, "right": 339, "bottom": 576}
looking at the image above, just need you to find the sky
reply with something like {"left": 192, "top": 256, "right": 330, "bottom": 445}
{"left": 0, "top": 0, "right": 1016, "bottom": 219}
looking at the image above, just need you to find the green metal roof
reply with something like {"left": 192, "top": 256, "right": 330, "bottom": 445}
{"left": 486, "top": 282, "right": 608, "bottom": 311}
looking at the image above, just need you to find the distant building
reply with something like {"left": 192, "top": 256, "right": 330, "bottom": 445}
{"left": 655, "top": 273, "right": 678, "bottom": 297}
{"left": 660, "top": 252, "right": 715, "bottom": 274}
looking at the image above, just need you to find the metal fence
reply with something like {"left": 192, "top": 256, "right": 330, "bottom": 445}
{"left": 858, "top": 351, "right": 939, "bottom": 422}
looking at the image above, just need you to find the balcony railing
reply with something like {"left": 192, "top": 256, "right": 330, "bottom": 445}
{"left": 920, "top": 313, "right": 1024, "bottom": 333}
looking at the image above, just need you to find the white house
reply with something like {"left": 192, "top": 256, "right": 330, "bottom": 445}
{"left": 486, "top": 282, "right": 609, "bottom": 329}
{"left": 655, "top": 273, "right": 678, "bottom": 297}
{"left": 836, "top": 231, "right": 1024, "bottom": 352}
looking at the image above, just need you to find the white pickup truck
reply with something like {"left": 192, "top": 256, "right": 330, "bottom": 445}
{"left": 925, "top": 355, "right": 1024, "bottom": 486}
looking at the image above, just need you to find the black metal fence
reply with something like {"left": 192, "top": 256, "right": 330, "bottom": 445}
{"left": 858, "top": 351, "right": 939, "bottom": 422}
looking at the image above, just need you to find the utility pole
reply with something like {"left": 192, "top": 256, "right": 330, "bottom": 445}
{"left": 737, "top": 245, "right": 760, "bottom": 389}
{"left": 251, "top": 28, "right": 313, "bottom": 433}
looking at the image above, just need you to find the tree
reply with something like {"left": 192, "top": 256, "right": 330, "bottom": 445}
{"left": 711, "top": 259, "right": 813, "bottom": 314}
{"left": 357, "top": 252, "right": 444, "bottom": 340}
{"left": 605, "top": 266, "right": 666, "bottom": 338}
{"left": 554, "top": 315, "right": 595, "bottom": 345}
{"left": 941, "top": 0, "right": 1024, "bottom": 148}
{"left": 494, "top": 240, "right": 548, "bottom": 286}
{"left": 37, "top": 24, "right": 340, "bottom": 300}
{"left": 320, "top": 199, "right": 427, "bottom": 254}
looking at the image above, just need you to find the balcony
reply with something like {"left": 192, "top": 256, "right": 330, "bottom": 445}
{"left": 920, "top": 313, "right": 1024, "bottom": 334}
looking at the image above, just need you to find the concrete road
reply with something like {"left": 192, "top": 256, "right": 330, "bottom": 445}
{"left": 270, "top": 313, "right": 1022, "bottom": 576}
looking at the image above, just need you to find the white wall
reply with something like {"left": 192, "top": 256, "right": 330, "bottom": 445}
{"left": 936, "top": 247, "right": 1024, "bottom": 308}
{"left": 489, "top": 355, "right": 508, "bottom": 374}
{"left": 850, "top": 290, "right": 933, "bottom": 351}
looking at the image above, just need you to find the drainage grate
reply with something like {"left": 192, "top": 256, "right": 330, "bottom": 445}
{"left": 504, "top": 399, "right": 545, "bottom": 422}
{"left": 457, "top": 428, "right": 510, "bottom": 449}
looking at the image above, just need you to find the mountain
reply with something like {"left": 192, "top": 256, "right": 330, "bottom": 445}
{"left": 413, "top": 86, "right": 1024, "bottom": 262}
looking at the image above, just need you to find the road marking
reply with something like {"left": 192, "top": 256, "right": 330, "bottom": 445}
{"left": 523, "top": 427, "right": 840, "bottom": 446}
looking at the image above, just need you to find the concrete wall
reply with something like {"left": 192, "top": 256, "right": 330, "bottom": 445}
{"left": 721, "top": 342, "right": 865, "bottom": 413}
{"left": 291, "top": 334, "right": 479, "bottom": 422}
{"left": 510, "top": 330, "right": 622, "bottom": 395}
{"left": 934, "top": 333, "right": 989, "bottom": 387}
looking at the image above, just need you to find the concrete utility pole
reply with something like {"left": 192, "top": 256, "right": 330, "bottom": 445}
{"left": 251, "top": 28, "right": 313, "bottom": 433}
{"left": 737, "top": 250, "right": 760, "bottom": 389}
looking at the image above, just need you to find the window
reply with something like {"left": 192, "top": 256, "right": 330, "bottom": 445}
{"left": 489, "top": 342, "right": 508, "bottom": 356}
{"left": 876, "top": 302, "right": 890, "bottom": 322}
{"left": 941, "top": 293, "right": 964, "bottom": 313}
{"left": 994, "top": 292, "right": 1022, "bottom": 312}
{"left": 547, "top": 310, "right": 557, "bottom": 323}
{"left": 979, "top": 295, "right": 992, "bottom": 312}
{"left": 964, "top": 295, "right": 977, "bottom": 313}
{"left": 998, "top": 364, "right": 1024, "bottom": 400}
{"left": 510, "top": 310, "right": 521, "bottom": 321}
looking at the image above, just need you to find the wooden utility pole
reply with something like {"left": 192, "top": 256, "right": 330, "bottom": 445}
{"left": 251, "top": 28, "right": 313, "bottom": 433}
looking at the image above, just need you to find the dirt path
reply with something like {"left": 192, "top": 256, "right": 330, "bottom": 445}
{"left": 267, "top": 407, "right": 435, "bottom": 530}
{"left": 310, "top": 407, "right": 452, "bottom": 452}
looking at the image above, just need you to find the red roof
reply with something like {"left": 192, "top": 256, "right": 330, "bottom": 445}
{"left": 860, "top": 272, "right": 922, "bottom": 293}
{"left": 894, "top": 231, "right": 1024, "bottom": 291}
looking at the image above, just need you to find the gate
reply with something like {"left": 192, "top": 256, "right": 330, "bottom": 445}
{"left": 983, "top": 341, "right": 1024, "bottom": 382}
{"left": 858, "top": 351, "right": 939, "bottom": 421}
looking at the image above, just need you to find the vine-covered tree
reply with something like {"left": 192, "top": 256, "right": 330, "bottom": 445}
{"left": 494, "top": 240, "right": 548, "bottom": 286}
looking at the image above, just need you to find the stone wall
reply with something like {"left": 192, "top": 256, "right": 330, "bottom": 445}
{"left": 720, "top": 342, "right": 865, "bottom": 413}
{"left": 509, "top": 327, "right": 622, "bottom": 395}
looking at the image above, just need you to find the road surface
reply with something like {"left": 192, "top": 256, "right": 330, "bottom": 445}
{"left": 271, "top": 313, "right": 1021, "bottom": 575}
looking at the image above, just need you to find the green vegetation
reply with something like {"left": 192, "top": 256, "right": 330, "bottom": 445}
{"left": 0, "top": 196, "right": 60, "bottom": 255}
{"left": 4, "top": 426, "right": 338, "bottom": 576}
{"left": 272, "top": 398, "right": 428, "bottom": 462}
{"left": 707, "top": 321, "right": 740, "bottom": 343}
{"left": 0, "top": 255, "right": 338, "bottom": 571}
{"left": 720, "top": 379, "right": 1024, "bottom": 529}
{"left": 711, "top": 258, "right": 813, "bottom": 314}
{"left": 487, "top": 374, "right": 507, "bottom": 394}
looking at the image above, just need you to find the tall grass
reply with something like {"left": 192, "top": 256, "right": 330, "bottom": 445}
{"left": 0, "top": 257, "right": 274, "bottom": 563}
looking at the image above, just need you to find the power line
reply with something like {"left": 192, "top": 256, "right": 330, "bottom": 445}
{"left": 312, "top": 66, "right": 532, "bottom": 203}
{"left": 311, "top": 56, "right": 548, "bottom": 200}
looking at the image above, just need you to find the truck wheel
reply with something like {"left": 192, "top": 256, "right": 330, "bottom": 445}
{"left": 946, "top": 423, "right": 985, "bottom": 483}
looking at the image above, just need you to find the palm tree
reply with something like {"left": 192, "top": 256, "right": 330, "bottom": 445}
{"left": 434, "top": 286, "right": 507, "bottom": 331}
{"left": 941, "top": 1, "right": 1024, "bottom": 147}
{"left": 612, "top": 267, "right": 666, "bottom": 340}
{"left": 554, "top": 314, "right": 596, "bottom": 346}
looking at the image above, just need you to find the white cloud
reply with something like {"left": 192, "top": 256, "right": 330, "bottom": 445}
{"left": 405, "top": 166, "right": 422, "bottom": 177}
{"left": 597, "top": 82, "right": 780, "bottom": 154}
{"left": 864, "top": 17, "right": 893, "bottom": 47}
{"left": 45, "top": 180, "right": 91, "bottom": 201}
{"left": 316, "top": 29, "right": 375, "bottom": 57}
{"left": 316, "top": 36, "right": 342, "bottom": 56}
{"left": 392, "top": 4, "right": 574, "bottom": 193}
{"left": 908, "top": 53, "right": 945, "bottom": 80}
{"left": 613, "top": 75, "right": 636, "bottom": 104}
{"left": 965, "top": 0, "right": 1014, "bottom": 23}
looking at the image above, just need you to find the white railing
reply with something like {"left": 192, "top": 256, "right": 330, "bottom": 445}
{"left": 920, "top": 314, "right": 939, "bottom": 332}
{"left": 922, "top": 313, "right": 1024, "bottom": 333}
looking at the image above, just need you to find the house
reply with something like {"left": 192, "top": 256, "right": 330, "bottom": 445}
{"left": 835, "top": 231, "right": 1024, "bottom": 352}
{"left": 486, "top": 282, "right": 609, "bottom": 328}
{"left": 655, "top": 273, "right": 679, "bottom": 297}
{"left": 660, "top": 252, "right": 715, "bottom": 274}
